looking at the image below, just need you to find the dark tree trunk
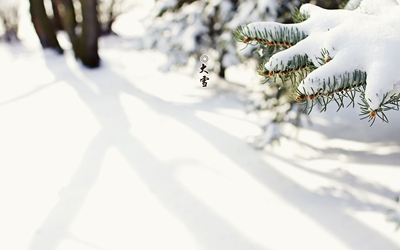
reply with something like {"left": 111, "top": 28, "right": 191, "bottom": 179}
{"left": 219, "top": 50, "right": 226, "bottom": 78}
{"left": 57, "top": 0, "right": 77, "bottom": 37}
{"left": 219, "top": 64, "right": 226, "bottom": 78}
{"left": 78, "top": 0, "right": 100, "bottom": 68}
{"left": 51, "top": 0, "right": 78, "bottom": 53}
{"left": 49, "top": 0, "right": 100, "bottom": 68}
{"left": 50, "top": 0, "right": 64, "bottom": 30}
{"left": 29, "top": 0, "right": 63, "bottom": 54}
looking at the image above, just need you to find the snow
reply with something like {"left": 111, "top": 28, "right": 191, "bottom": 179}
{"left": 1, "top": 1, "right": 400, "bottom": 250}
{"left": 0, "top": 0, "right": 20, "bottom": 9}
{"left": 247, "top": 2, "right": 400, "bottom": 112}
{"left": 356, "top": 0, "right": 400, "bottom": 15}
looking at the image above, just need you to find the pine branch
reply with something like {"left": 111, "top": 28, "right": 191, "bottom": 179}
{"left": 292, "top": 8, "right": 309, "bottom": 23}
{"left": 359, "top": 92, "right": 400, "bottom": 126}
{"left": 316, "top": 48, "right": 333, "bottom": 65}
{"left": 258, "top": 54, "right": 315, "bottom": 86}
{"left": 233, "top": 24, "right": 307, "bottom": 49}
{"left": 233, "top": 23, "right": 311, "bottom": 85}
{"left": 234, "top": 5, "right": 400, "bottom": 126}
{"left": 295, "top": 67, "right": 399, "bottom": 125}
{"left": 296, "top": 69, "right": 367, "bottom": 113}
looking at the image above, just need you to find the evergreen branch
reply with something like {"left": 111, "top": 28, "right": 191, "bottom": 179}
{"left": 233, "top": 2, "right": 400, "bottom": 126}
{"left": 258, "top": 44, "right": 284, "bottom": 59}
{"left": 292, "top": 7, "right": 309, "bottom": 23}
{"left": 359, "top": 92, "right": 400, "bottom": 126}
{"left": 315, "top": 48, "right": 333, "bottom": 66}
{"left": 258, "top": 54, "right": 315, "bottom": 87}
{"left": 339, "top": 0, "right": 350, "bottom": 9}
{"left": 233, "top": 24, "right": 307, "bottom": 49}
{"left": 295, "top": 69, "right": 368, "bottom": 114}
{"left": 264, "top": 54, "right": 314, "bottom": 77}
{"left": 295, "top": 69, "right": 400, "bottom": 125}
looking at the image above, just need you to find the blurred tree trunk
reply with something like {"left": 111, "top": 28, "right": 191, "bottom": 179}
{"left": 30, "top": 0, "right": 100, "bottom": 68}
{"left": 50, "top": 0, "right": 63, "bottom": 30}
{"left": 29, "top": 0, "right": 63, "bottom": 53}
{"left": 77, "top": 0, "right": 100, "bottom": 68}
{"left": 218, "top": 50, "right": 226, "bottom": 78}
{"left": 51, "top": 0, "right": 78, "bottom": 54}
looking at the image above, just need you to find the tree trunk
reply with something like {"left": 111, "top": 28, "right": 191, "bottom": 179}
{"left": 77, "top": 0, "right": 100, "bottom": 68}
{"left": 52, "top": 0, "right": 78, "bottom": 54}
{"left": 29, "top": 0, "right": 63, "bottom": 53}
{"left": 50, "top": 0, "right": 64, "bottom": 30}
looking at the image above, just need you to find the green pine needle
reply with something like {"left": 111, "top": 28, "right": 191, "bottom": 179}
{"left": 359, "top": 92, "right": 400, "bottom": 126}
{"left": 232, "top": 25, "right": 307, "bottom": 49}
{"left": 233, "top": 9, "right": 398, "bottom": 125}
{"left": 292, "top": 8, "right": 309, "bottom": 23}
{"left": 296, "top": 69, "right": 367, "bottom": 114}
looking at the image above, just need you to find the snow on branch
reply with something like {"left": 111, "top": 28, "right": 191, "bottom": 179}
{"left": 234, "top": 2, "right": 400, "bottom": 125}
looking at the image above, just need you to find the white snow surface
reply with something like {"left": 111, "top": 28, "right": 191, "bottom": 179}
{"left": 1, "top": 2, "right": 400, "bottom": 250}
{"left": 0, "top": 0, "right": 20, "bottom": 9}
{"left": 249, "top": 2, "right": 400, "bottom": 111}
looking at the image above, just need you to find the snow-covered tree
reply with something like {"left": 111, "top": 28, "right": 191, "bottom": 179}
{"left": 0, "top": 0, "right": 20, "bottom": 42}
{"left": 142, "top": 0, "right": 314, "bottom": 77}
{"left": 142, "top": 0, "right": 345, "bottom": 146}
{"left": 234, "top": 0, "right": 400, "bottom": 125}
{"left": 98, "top": 0, "right": 136, "bottom": 35}
{"left": 233, "top": 0, "right": 344, "bottom": 146}
{"left": 142, "top": 0, "right": 231, "bottom": 76}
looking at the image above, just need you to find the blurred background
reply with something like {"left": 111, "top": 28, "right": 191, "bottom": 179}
{"left": 1, "top": 1, "right": 400, "bottom": 250}
{"left": 0, "top": 0, "right": 348, "bottom": 145}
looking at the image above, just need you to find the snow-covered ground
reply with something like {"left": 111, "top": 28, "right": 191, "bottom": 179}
{"left": 1, "top": 2, "right": 400, "bottom": 250}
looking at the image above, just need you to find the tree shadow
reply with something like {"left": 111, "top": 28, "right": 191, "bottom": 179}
{"left": 27, "top": 53, "right": 268, "bottom": 250}
{"left": 262, "top": 108, "right": 400, "bottom": 167}
{"left": 0, "top": 82, "right": 58, "bottom": 107}
{"left": 313, "top": 113, "right": 400, "bottom": 144}
{"left": 268, "top": 153, "right": 398, "bottom": 213}
{"left": 288, "top": 133, "right": 400, "bottom": 166}
{"left": 27, "top": 47, "right": 400, "bottom": 250}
